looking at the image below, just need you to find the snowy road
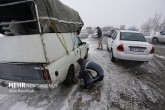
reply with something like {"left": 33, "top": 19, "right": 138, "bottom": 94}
{"left": 0, "top": 37, "right": 165, "bottom": 110}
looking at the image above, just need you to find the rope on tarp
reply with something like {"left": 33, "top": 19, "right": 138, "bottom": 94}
{"left": 49, "top": 21, "right": 69, "bottom": 54}
{"left": 68, "top": 24, "right": 76, "bottom": 51}
{"left": 58, "top": 24, "right": 68, "bottom": 54}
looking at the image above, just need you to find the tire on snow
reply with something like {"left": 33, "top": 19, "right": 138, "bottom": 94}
{"left": 107, "top": 45, "right": 110, "bottom": 52}
{"left": 63, "top": 65, "right": 75, "bottom": 86}
{"left": 84, "top": 49, "right": 89, "bottom": 59}
{"left": 110, "top": 49, "right": 116, "bottom": 62}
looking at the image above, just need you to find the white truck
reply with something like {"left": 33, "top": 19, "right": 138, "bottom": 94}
{"left": 0, "top": 0, "right": 89, "bottom": 86}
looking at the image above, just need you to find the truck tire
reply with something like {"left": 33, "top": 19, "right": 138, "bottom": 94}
{"left": 84, "top": 49, "right": 89, "bottom": 59}
{"left": 63, "top": 65, "right": 75, "bottom": 86}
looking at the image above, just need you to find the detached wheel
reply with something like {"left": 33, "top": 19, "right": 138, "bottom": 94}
{"left": 110, "top": 49, "right": 115, "bottom": 62}
{"left": 63, "top": 65, "right": 75, "bottom": 86}
{"left": 152, "top": 37, "right": 158, "bottom": 44}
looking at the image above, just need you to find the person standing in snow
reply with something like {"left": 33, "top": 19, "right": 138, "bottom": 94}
{"left": 97, "top": 26, "right": 103, "bottom": 49}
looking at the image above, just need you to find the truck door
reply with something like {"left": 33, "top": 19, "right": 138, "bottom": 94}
{"left": 74, "top": 37, "right": 81, "bottom": 62}
{"left": 74, "top": 44, "right": 81, "bottom": 59}
{"left": 76, "top": 37, "right": 86, "bottom": 59}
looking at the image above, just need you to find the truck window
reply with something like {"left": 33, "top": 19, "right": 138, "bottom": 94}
{"left": 76, "top": 37, "right": 83, "bottom": 46}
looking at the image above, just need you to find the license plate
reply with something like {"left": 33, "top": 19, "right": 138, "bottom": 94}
{"left": 130, "top": 47, "right": 146, "bottom": 52}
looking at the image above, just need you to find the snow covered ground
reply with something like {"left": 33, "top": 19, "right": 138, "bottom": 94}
{"left": 0, "top": 37, "right": 165, "bottom": 110}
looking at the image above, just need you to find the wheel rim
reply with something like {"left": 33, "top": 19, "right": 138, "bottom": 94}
{"left": 153, "top": 38, "right": 158, "bottom": 43}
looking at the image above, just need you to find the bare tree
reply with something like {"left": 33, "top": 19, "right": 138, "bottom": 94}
{"left": 160, "top": 18, "right": 165, "bottom": 31}
{"left": 152, "top": 13, "right": 162, "bottom": 32}
{"left": 140, "top": 18, "right": 154, "bottom": 31}
{"left": 140, "top": 13, "right": 164, "bottom": 32}
{"left": 128, "top": 25, "right": 138, "bottom": 31}
{"left": 120, "top": 25, "right": 126, "bottom": 30}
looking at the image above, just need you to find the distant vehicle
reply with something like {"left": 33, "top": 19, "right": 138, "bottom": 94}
{"left": 152, "top": 31, "right": 165, "bottom": 43}
{"left": 91, "top": 32, "right": 97, "bottom": 38}
{"left": 79, "top": 32, "right": 89, "bottom": 38}
{"left": 102, "top": 29, "right": 108, "bottom": 36}
{"left": 107, "top": 30, "right": 154, "bottom": 62}
{"left": 141, "top": 30, "right": 150, "bottom": 36}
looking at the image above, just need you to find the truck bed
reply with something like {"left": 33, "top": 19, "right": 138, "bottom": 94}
{"left": 0, "top": 34, "right": 46, "bottom": 63}
{"left": 0, "top": 63, "right": 45, "bottom": 83}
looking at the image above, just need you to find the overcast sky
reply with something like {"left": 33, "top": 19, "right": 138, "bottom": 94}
{"left": 61, "top": 0, "right": 165, "bottom": 29}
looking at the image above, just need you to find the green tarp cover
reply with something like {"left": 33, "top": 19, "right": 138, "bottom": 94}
{"left": 0, "top": 0, "right": 83, "bottom": 34}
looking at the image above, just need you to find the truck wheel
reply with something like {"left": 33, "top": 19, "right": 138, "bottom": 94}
{"left": 152, "top": 37, "right": 158, "bottom": 44}
{"left": 110, "top": 49, "right": 115, "bottom": 62}
{"left": 63, "top": 65, "right": 75, "bottom": 86}
{"left": 84, "top": 49, "right": 89, "bottom": 59}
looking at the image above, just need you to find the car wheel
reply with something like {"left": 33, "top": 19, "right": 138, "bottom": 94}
{"left": 84, "top": 49, "right": 89, "bottom": 59}
{"left": 152, "top": 37, "right": 158, "bottom": 44}
{"left": 63, "top": 65, "right": 75, "bottom": 86}
{"left": 110, "top": 49, "right": 115, "bottom": 62}
{"left": 107, "top": 45, "right": 110, "bottom": 52}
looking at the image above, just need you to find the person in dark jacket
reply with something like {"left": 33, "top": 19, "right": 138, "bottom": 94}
{"left": 97, "top": 26, "right": 103, "bottom": 49}
{"left": 77, "top": 58, "right": 104, "bottom": 89}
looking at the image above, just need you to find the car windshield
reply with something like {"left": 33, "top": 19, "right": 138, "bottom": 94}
{"left": 120, "top": 32, "right": 146, "bottom": 42}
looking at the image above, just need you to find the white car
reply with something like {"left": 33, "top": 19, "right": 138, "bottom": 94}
{"left": 91, "top": 32, "right": 97, "bottom": 38}
{"left": 152, "top": 31, "right": 165, "bottom": 43}
{"left": 107, "top": 30, "right": 154, "bottom": 62}
{"left": 79, "top": 32, "right": 89, "bottom": 38}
